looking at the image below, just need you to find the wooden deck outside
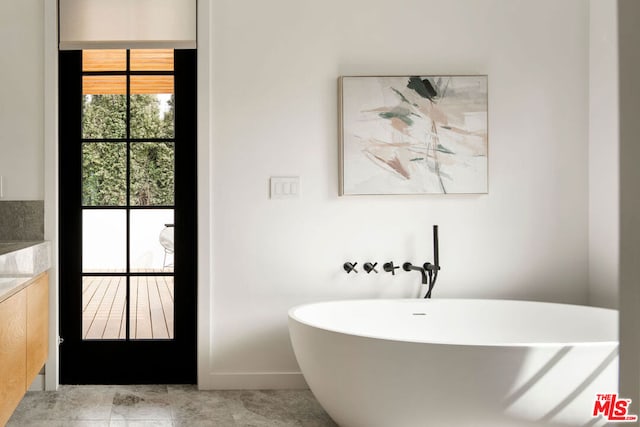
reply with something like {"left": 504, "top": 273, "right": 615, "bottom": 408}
{"left": 82, "top": 276, "right": 174, "bottom": 340}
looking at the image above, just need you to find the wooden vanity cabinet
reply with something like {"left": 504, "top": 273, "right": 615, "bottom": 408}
{"left": 0, "top": 272, "right": 49, "bottom": 426}
{"left": 26, "top": 273, "right": 49, "bottom": 384}
{"left": 0, "top": 290, "right": 27, "bottom": 427}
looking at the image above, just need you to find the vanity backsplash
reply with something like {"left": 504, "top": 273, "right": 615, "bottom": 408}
{"left": 0, "top": 201, "right": 44, "bottom": 241}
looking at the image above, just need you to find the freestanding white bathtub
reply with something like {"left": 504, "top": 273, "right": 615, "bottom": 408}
{"left": 288, "top": 299, "right": 618, "bottom": 427}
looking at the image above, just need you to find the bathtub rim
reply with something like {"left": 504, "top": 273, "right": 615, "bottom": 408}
{"left": 288, "top": 298, "right": 619, "bottom": 348}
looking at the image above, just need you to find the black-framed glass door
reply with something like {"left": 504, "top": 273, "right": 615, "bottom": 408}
{"left": 59, "top": 49, "right": 197, "bottom": 384}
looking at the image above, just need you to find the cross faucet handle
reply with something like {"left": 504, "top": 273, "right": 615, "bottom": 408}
{"left": 383, "top": 261, "right": 400, "bottom": 275}
{"left": 364, "top": 262, "right": 378, "bottom": 274}
{"left": 343, "top": 262, "right": 358, "bottom": 274}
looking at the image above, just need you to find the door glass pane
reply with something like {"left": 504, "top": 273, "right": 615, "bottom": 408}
{"left": 82, "top": 76, "right": 127, "bottom": 139}
{"left": 130, "top": 142, "right": 175, "bottom": 206}
{"left": 130, "top": 276, "right": 174, "bottom": 340}
{"left": 82, "top": 210, "right": 127, "bottom": 272}
{"left": 130, "top": 209, "right": 174, "bottom": 272}
{"left": 130, "top": 76, "right": 174, "bottom": 95}
{"left": 82, "top": 276, "right": 126, "bottom": 340}
{"left": 83, "top": 75, "right": 127, "bottom": 94}
{"left": 83, "top": 143, "right": 127, "bottom": 206}
{"left": 83, "top": 50, "right": 127, "bottom": 72}
{"left": 130, "top": 49, "right": 174, "bottom": 71}
{"left": 130, "top": 77, "right": 175, "bottom": 139}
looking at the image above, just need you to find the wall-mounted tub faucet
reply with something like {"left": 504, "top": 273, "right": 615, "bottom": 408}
{"left": 400, "top": 225, "right": 441, "bottom": 298}
{"left": 403, "top": 262, "right": 428, "bottom": 284}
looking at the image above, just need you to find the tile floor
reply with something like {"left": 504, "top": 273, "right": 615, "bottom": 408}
{"left": 7, "top": 385, "right": 338, "bottom": 426}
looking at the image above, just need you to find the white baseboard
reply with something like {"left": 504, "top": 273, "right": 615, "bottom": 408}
{"left": 199, "top": 371, "right": 308, "bottom": 390}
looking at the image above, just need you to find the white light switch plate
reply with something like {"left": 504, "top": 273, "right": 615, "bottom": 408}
{"left": 270, "top": 176, "right": 300, "bottom": 199}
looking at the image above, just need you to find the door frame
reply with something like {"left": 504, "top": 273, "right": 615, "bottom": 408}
{"left": 45, "top": 1, "right": 214, "bottom": 390}
{"left": 58, "top": 49, "right": 198, "bottom": 384}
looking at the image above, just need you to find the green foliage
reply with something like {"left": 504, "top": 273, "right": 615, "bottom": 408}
{"left": 82, "top": 95, "right": 175, "bottom": 207}
{"left": 131, "top": 142, "right": 174, "bottom": 206}
{"left": 82, "top": 95, "right": 127, "bottom": 139}
{"left": 82, "top": 143, "right": 126, "bottom": 206}
{"left": 131, "top": 94, "right": 174, "bottom": 139}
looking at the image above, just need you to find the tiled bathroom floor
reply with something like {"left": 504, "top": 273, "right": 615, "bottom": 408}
{"left": 7, "top": 385, "right": 338, "bottom": 426}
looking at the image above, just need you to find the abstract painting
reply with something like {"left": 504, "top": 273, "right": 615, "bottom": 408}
{"left": 339, "top": 75, "right": 488, "bottom": 195}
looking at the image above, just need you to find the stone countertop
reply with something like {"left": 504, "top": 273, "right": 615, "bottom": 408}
{"left": 0, "top": 241, "right": 51, "bottom": 303}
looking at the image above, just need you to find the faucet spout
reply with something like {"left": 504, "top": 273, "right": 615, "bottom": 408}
{"left": 402, "top": 262, "right": 428, "bottom": 284}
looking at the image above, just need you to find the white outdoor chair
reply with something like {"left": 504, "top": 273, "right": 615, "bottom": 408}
{"left": 159, "top": 224, "right": 174, "bottom": 269}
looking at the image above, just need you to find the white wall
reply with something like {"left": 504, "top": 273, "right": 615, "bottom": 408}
{"left": 203, "top": 0, "right": 590, "bottom": 388}
{"left": 618, "top": 0, "right": 640, "bottom": 411}
{"left": 588, "top": 0, "right": 619, "bottom": 309}
{"left": 0, "top": 0, "right": 44, "bottom": 200}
